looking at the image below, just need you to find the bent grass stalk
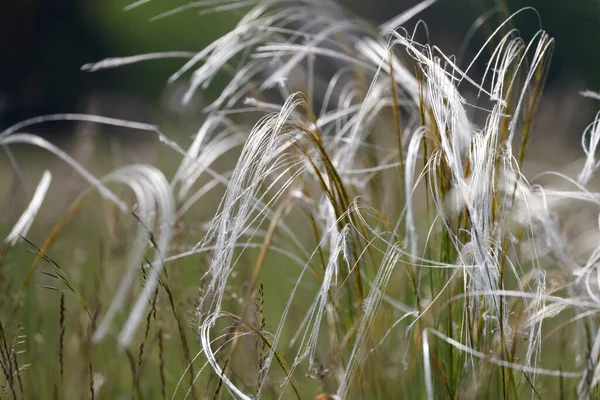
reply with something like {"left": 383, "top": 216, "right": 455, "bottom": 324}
{"left": 2, "top": 0, "right": 600, "bottom": 398}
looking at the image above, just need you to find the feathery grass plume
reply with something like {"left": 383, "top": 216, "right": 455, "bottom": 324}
{"left": 7, "top": 0, "right": 600, "bottom": 397}
{"left": 0, "top": 118, "right": 178, "bottom": 352}
{"left": 5, "top": 170, "right": 52, "bottom": 246}
{"left": 81, "top": 0, "right": 598, "bottom": 397}
{"left": 92, "top": 164, "right": 175, "bottom": 347}
{"left": 148, "top": 0, "right": 588, "bottom": 397}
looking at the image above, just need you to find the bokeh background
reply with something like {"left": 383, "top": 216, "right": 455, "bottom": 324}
{"left": 0, "top": 2, "right": 598, "bottom": 397}
{"left": 2, "top": 0, "right": 598, "bottom": 232}
{"left": 2, "top": 0, "right": 599, "bottom": 138}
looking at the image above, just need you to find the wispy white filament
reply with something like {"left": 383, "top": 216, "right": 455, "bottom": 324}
{"left": 5, "top": 171, "right": 52, "bottom": 246}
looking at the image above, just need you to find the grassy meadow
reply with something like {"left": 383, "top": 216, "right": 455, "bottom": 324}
{"left": 2, "top": 1, "right": 600, "bottom": 399}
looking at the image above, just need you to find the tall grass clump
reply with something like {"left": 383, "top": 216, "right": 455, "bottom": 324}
{"left": 3, "top": 0, "right": 600, "bottom": 398}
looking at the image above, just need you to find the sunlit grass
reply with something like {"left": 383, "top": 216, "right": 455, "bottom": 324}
{"left": 1, "top": 0, "right": 600, "bottom": 399}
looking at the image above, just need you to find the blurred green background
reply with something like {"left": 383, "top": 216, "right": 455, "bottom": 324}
{"left": 0, "top": 2, "right": 597, "bottom": 397}
{"left": 2, "top": 0, "right": 599, "bottom": 133}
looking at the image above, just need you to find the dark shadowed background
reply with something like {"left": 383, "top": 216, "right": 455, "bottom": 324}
{"left": 1, "top": 0, "right": 599, "bottom": 138}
